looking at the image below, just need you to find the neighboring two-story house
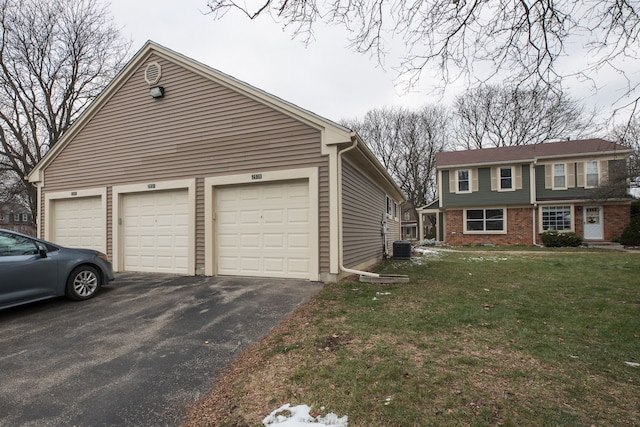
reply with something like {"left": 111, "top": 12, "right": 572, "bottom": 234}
{"left": 0, "top": 202, "right": 36, "bottom": 236}
{"left": 400, "top": 202, "right": 418, "bottom": 241}
{"left": 431, "top": 139, "right": 632, "bottom": 246}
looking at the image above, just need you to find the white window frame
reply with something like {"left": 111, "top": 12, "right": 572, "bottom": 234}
{"left": 386, "top": 196, "right": 393, "bottom": 217}
{"left": 498, "top": 166, "right": 514, "bottom": 191}
{"left": 553, "top": 163, "right": 567, "bottom": 190}
{"left": 456, "top": 169, "right": 471, "bottom": 194}
{"left": 393, "top": 202, "right": 398, "bottom": 219}
{"left": 585, "top": 160, "right": 599, "bottom": 188}
{"left": 403, "top": 210, "right": 410, "bottom": 221}
{"left": 13, "top": 213, "right": 20, "bottom": 222}
{"left": 463, "top": 207, "right": 507, "bottom": 234}
{"left": 540, "top": 205, "right": 574, "bottom": 232}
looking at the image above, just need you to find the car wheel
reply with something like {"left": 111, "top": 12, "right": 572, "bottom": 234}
{"left": 66, "top": 266, "right": 101, "bottom": 301}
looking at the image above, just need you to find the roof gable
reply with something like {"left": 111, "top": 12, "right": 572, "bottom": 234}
{"left": 28, "top": 41, "right": 355, "bottom": 181}
{"left": 436, "top": 139, "right": 631, "bottom": 168}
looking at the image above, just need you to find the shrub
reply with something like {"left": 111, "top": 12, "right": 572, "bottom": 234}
{"left": 631, "top": 200, "right": 640, "bottom": 219}
{"left": 540, "top": 230, "right": 583, "bottom": 247}
{"left": 619, "top": 216, "right": 640, "bottom": 247}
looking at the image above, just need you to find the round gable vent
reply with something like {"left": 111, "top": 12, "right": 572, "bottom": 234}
{"left": 144, "top": 62, "right": 162, "bottom": 85}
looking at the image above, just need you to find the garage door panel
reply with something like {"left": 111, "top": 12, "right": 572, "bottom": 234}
{"left": 240, "top": 257, "right": 260, "bottom": 272}
{"left": 264, "top": 234, "right": 284, "bottom": 248}
{"left": 122, "top": 190, "right": 188, "bottom": 274}
{"left": 288, "top": 208, "right": 309, "bottom": 223}
{"left": 240, "top": 211, "right": 260, "bottom": 224}
{"left": 264, "top": 258, "right": 284, "bottom": 273}
{"left": 288, "top": 234, "right": 309, "bottom": 248}
{"left": 238, "top": 234, "right": 259, "bottom": 248}
{"left": 215, "top": 180, "right": 310, "bottom": 279}
{"left": 263, "top": 210, "right": 285, "bottom": 224}
{"left": 239, "top": 188, "right": 259, "bottom": 201}
{"left": 289, "top": 259, "right": 309, "bottom": 274}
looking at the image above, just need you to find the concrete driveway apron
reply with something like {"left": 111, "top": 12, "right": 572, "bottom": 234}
{"left": 0, "top": 273, "right": 323, "bottom": 427}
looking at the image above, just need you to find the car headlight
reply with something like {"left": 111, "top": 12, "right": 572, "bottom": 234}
{"left": 97, "top": 253, "right": 110, "bottom": 262}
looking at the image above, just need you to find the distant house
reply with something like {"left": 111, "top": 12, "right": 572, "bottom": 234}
{"left": 0, "top": 202, "right": 36, "bottom": 236}
{"left": 400, "top": 202, "right": 418, "bottom": 241}
{"left": 27, "top": 41, "right": 405, "bottom": 281}
{"left": 429, "top": 139, "right": 632, "bottom": 246}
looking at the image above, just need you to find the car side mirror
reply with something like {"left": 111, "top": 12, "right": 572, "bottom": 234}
{"left": 37, "top": 243, "right": 48, "bottom": 258}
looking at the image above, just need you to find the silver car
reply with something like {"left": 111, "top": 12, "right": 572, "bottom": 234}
{"left": 0, "top": 228, "right": 114, "bottom": 310}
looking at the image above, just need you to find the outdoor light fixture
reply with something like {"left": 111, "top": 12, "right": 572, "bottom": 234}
{"left": 149, "top": 86, "right": 165, "bottom": 99}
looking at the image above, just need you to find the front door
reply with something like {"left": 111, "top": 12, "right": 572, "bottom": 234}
{"left": 583, "top": 206, "right": 603, "bottom": 240}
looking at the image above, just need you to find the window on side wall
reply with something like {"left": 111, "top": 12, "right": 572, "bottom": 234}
{"left": 464, "top": 208, "right": 505, "bottom": 233}
{"left": 585, "top": 160, "right": 599, "bottom": 188}
{"left": 553, "top": 164, "right": 566, "bottom": 189}
{"left": 403, "top": 210, "right": 410, "bottom": 221}
{"left": 500, "top": 166, "right": 513, "bottom": 190}
{"left": 386, "top": 196, "right": 392, "bottom": 217}
{"left": 457, "top": 169, "right": 470, "bottom": 193}
{"left": 541, "top": 206, "right": 572, "bottom": 231}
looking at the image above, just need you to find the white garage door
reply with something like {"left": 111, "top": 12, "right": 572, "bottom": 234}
{"left": 122, "top": 190, "right": 188, "bottom": 274}
{"left": 52, "top": 197, "right": 105, "bottom": 253}
{"left": 216, "top": 180, "right": 310, "bottom": 279}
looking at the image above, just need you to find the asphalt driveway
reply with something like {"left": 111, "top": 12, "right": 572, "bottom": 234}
{"left": 0, "top": 273, "right": 323, "bottom": 427}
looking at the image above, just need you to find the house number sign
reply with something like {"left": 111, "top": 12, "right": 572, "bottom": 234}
{"left": 251, "top": 174, "right": 263, "bottom": 180}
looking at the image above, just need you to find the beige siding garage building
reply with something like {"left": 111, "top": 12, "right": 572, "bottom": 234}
{"left": 29, "top": 41, "right": 404, "bottom": 282}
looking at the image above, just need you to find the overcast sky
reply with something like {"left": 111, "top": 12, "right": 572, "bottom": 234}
{"left": 108, "top": 0, "right": 636, "bottom": 127}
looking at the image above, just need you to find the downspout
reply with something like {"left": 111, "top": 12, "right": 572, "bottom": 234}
{"left": 532, "top": 204, "right": 543, "bottom": 247}
{"left": 337, "top": 136, "right": 380, "bottom": 278}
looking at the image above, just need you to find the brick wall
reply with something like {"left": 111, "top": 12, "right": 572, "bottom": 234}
{"left": 603, "top": 204, "right": 631, "bottom": 241}
{"left": 444, "top": 204, "right": 631, "bottom": 246}
{"left": 444, "top": 207, "right": 533, "bottom": 246}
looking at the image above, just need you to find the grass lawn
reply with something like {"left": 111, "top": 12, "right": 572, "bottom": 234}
{"left": 184, "top": 250, "right": 640, "bottom": 427}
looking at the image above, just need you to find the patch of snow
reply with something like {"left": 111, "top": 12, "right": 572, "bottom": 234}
{"left": 463, "top": 256, "right": 510, "bottom": 262}
{"left": 624, "top": 361, "right": 640, "bottom": 367}
{"left": 263, "top": 404, "right": 348, "bottom": 427}
{"left": 412, "top": 247, "right": 439, "bottom": 255}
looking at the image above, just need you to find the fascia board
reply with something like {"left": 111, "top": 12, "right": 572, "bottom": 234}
{"left": 533, "top": 150, "right": 632, "bottom": 163}
{"left": 437, "top": 160, "right": 533, "bottom": 170}
{"left": 437, "top": 149, "right": 632, "bottom": 171}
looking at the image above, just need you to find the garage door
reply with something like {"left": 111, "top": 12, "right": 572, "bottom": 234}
{"left": 216, "top": 180, "right": 310, "bottom": 279}
{"left": 52, "top": 197, "right": 105, "bottom": 253}
{"left": 122, "top": 190, "right": 188, "bottom": 274}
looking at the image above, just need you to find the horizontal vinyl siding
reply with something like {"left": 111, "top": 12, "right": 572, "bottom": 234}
{"left": 342, "top": 160, "right": 385, "bottom": 268}
{"left": 195, "top": 177, "right": 204, "bottom": 272}
{"left": 318, "top": 164, "right": 330, "bottom": 274}
{"left": 535, "top": 164, "right": 586, "bottom": 200}
{"left": 44, "top": 56, "right": 325, "bottom": 188}
{"left": 41, "top": 54, "right": 331, "bottom": 274}
{"left": 441, "top": 166, "right": 531, "bottom": 207}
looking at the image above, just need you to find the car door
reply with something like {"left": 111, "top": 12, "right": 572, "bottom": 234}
{"left": 0, "top": 231, "right": 59, "bottom": 307}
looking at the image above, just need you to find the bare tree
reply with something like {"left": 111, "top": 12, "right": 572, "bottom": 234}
{"left": 453, "top": 84, "right": 594, "bottom": 149}
{"left": 0, "top": 170, "right": 26, "bottom": 210}
{"left": 343, "top": 105, "right": 450, "bottom": 209}
{"left": 611, "top": 115, "right": 640, "bottom": 190}
{"left": 0, "top": 0, "right": 130, "bottom": 222}
{"left": 205, "top": 1, "right": 640, "bottom": 117}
